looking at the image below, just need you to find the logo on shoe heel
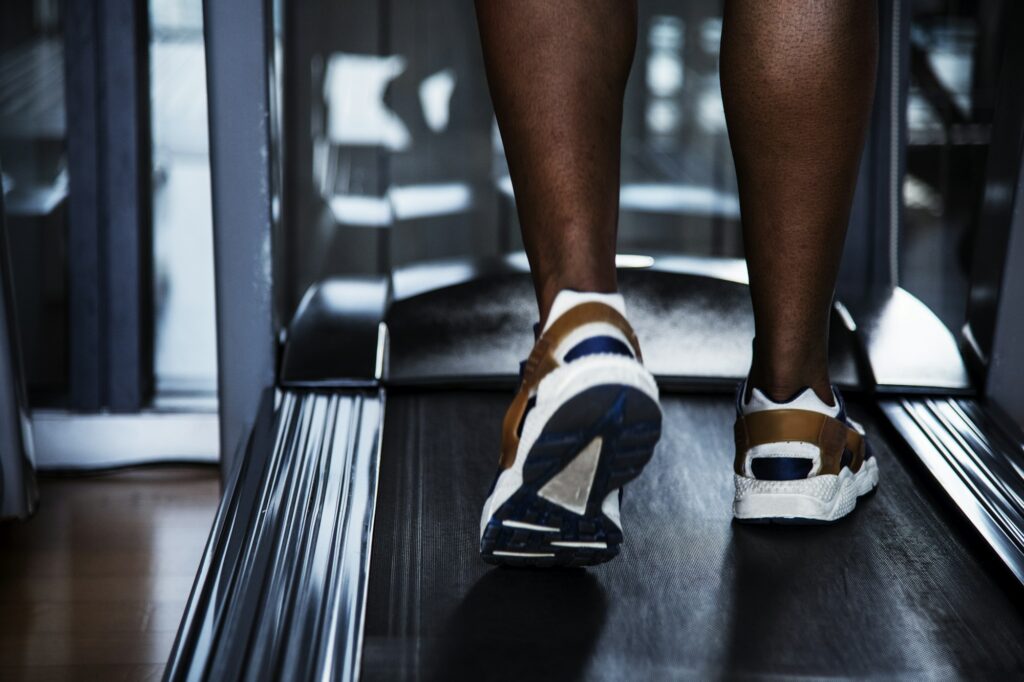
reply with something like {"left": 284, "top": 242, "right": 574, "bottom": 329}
{"left": 538, "top": 436, "right": 603, "bottom": 515}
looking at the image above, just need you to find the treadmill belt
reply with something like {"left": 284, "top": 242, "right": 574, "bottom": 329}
{"left": 362, "top": 392, "right": 1024, "bottom": 680}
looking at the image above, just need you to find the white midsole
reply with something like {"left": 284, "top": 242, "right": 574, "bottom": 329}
{"left": 733, "top": 457, "right": 879, "bottom": 522}
{"left": 480, "top": 355, "right": 660, "bottom": 539}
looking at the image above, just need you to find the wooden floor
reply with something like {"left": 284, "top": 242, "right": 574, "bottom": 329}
{"left": 0, "top": 466, "right": 220, "bottom": 682}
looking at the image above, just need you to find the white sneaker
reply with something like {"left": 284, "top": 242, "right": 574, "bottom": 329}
{"left": 732, "top": 382, "right": 879, "bottom": 523}
{"left": 479, "top": 290, "right": 662, "bottom": 567}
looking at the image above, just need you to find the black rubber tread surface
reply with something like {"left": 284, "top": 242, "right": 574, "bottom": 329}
{"left": 362, "top": 391, "right": 1024, "bottom": 680}
{"left": 385, "top": 270, "right": 861, "bottom": 389}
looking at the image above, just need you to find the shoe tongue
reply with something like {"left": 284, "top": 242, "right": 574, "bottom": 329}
{"left": 542, "top": 290, "right": 627, "bottom": 334}
{"left": 743, "top": 385, "right": 840, "bottom": 418}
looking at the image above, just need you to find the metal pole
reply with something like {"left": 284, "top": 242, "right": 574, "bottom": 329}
{"left": 203, "top": 0, "right": 278, "bottom": 479}
{"left": 987, "top": 155, "right": 1024, "bottom": 427}
{"left": 984, "top": 9, "right": 1024, "bottom": 425}
{"left": 838, "top": 0, "right": 909, "bottom": 302}
{"left": 64, "top": 0, "right": 103, "bottom": 410}
{"left": 100, "top": 0, "right": 153, "bottom": 411}
{"left": 64, "top": 0, "right": 153, "bottom": 411}
{"left": 963, "top": 3, "right": 1024, "bottom": 397}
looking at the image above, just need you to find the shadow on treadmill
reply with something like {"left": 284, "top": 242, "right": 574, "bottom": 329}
{"left": 426, "top": 569, "right": 607, "bottom": 682}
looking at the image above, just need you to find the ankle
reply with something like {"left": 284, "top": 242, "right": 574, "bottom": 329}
{"left": 536, "top": 280, "right": 618, "bottom": 328}
{"left": 747, "top": 333, "right": 835, "bottom": 403}
{"left": 747, "top": 362, "right": 833, "bottom": 406}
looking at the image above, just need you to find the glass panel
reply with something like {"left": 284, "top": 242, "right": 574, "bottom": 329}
{"left": 0, "top": 0, "right": 69, "bottom": 404}
{"left": 282, "top": 1, "right": 737, "bottom": 314}
{"left": 621, "top": 6, "right": 739, "bottom": 257}
{"left": 149, "top": 0, "right": 218, "bottom": 402}
{"left": 901, "top": 2, "right": 1003, "bottom": 332}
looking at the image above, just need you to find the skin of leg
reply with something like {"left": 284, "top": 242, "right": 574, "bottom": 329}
{"left": 475, "top": 1, "right": 637, "bottom": 326}
{"left": 721, "top": 0, "right": 878, "bottom": 403}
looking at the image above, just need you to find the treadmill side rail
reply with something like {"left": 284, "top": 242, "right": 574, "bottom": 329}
{"left": 881, "top": 397, "right": 1024, "bottom": 585}
{"left": 165, "top": 389, "right": 385, "bottom": 682}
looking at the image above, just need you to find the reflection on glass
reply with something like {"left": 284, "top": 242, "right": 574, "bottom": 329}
{"left": 419, "top": 68, "right": 457, "bottom": 133}
{"left": 645, "top": 16, "right": 685, "bottom": 139}
{"left": 150, "top": 0, "right": 218, "bottom": 399}
{"left": 323, "top": 54, "right": 412, "bottom": 151}
{"left": 0, "top": 0, "right": 68, "bottom": 403}
{"left": 622, "top": 4, "right": 740, "bottom": 257}
{"left": 285, "top": 1, "right": 742, "bottom": 309}
{"left": 901, "top": 6, "right": 1002, "bottom": 333}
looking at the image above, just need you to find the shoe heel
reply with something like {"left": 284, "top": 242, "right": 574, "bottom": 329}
{"left": 522, "top": 384, "right": 661, "bottom": 518}
{"left": 478, "top": 384, "right": 661, "bottom": 567}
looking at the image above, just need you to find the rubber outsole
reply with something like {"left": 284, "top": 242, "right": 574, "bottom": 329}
{"left": 480, "top": 384, "right": 662, "bottom": 567}
{"left": 733, "top": 457, "right": 880, "bottom": 525}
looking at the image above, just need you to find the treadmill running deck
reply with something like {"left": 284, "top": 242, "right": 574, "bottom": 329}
{"left": 363, "top": 392, "right": 1024, "bottom": 680}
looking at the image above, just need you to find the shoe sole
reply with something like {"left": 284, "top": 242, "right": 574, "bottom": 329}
{"left": 733, "top": 456, "right": 879, "bottom": 524}
{"left": 480, "top": 384, "right": 662, "bottom": 567}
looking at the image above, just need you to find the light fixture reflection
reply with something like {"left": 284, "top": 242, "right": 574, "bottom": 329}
{"left": 323, "top": 53, "right": 411, "bottom": 150}
{"left": 645, "top": 16, "right": 684, "bottom": 139}
{"left": 620, "top": 182, "right": 740, "bottom": 218}
{"left": 419, "top": 68, "right": 456, "bottom": 133}
{"left": 390, "top": 182, "right": 472, "bottom": 221}
{"left": 327, "top": 183, "right": 474, "bottom": 227}
{"left": 616, "top": 254, "right": 656, "bottom": 269}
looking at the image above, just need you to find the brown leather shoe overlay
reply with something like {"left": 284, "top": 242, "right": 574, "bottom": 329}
{"left": 733, "top": 409, "right": 865, "bottom": 477}
{"left": 498, "top": 303, "right": 643, "bottom": 471}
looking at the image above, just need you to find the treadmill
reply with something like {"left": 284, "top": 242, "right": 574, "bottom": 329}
{"left": 166, "top": 1, "right": 1024, "bottom": 679}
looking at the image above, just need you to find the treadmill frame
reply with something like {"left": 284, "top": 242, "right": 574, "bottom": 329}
{"left": 169, "top": 0, "right": 1024, "bottom": 678}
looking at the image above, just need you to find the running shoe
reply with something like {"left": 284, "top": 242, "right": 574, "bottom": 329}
{"left": 733, "top": 382, "right": 879, "bottom": 523}
{"left": 480, "top": 290, "right": 662, "bottom": 567}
